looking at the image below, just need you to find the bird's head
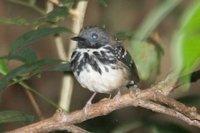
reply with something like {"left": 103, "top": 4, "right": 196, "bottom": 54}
{"left": 71, "top": 26, "right": 112, "bottom": 48}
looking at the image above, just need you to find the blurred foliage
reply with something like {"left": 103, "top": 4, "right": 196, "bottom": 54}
{"left": 111, "top": 118, "right": 190, "bottom": 133}
{"left": 111, "top": 121, "right": 142, "bottom": 133}
{"left": 10, "top": 27, "right": 70, "bottom": 52}
{"left": 8, "top": 0, "right": 45, "bottom": 15}
{"left": 178, "top": 95, "right": 200, "bottom": 108}
{"left": 115, "top": 30, "right": 135, "bottom": 41}
{"left": 0, "top": 110, "right": 34, "bottom": 125}
{"left": 131, "top": 0, "right": 180, "bottom": 81}
{"left": 0, "top": 59, "right": 9, "bottom": 75}
{"left": 0, "top": 58, "right": 65, "bottom": 91}
{"left": 0, "top": 26, "right": 71, "bottom": 92}
{"left": 0, "top": 0, "right": 200, "bottom": 132}
{"left": 46, "top": 7, "right": 69, "bottom": 22}
{"left": 148, "top": 121, "right": 190, "bottom": 133}
{"left": 1, "top": 0, "right": 70, "bottom": 27}
{"left": 7, "top": 48, "right": 38, "bottom": 64}
{"left": 0, "top": 1, "right": 73, "bottom": 129}
{"left": 0, "top": 17, "right": 32, "bottom": 26}
{"left": 133, "top": 41, "right": 162, "bottom": 80}
{"left": 96, "top": 0, "right": 108, "bottom": 7}
{"left": 144, "top": 119, "right": 190, "bottom": 133}
{"left": 133, "top": 0, "right": 181, "bottom": 42}
{"left": 173, "top": 1, "right": 200, "bottom": 89}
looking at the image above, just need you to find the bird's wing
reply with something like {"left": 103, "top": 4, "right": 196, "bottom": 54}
{"left": 112, "top": 43, "right": 140, "bottom": 85}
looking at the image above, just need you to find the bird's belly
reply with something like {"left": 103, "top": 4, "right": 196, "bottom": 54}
{"left": 75, "top": 64, "right": 129, "bottom": 93}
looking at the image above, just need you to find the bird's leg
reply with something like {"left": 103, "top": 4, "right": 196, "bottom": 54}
{"left": 86, "top": 92, "right": 97, "bottom": 105}
{"left": 114, "top": 89, "right": 121, "bottom": 99}
{"left": 130, "top": 87, "right": 141, "bottom": 95}
{"left": 108, "top": 93, "right": 112, "bottom": 99}
{"left": 84, "top": 92, "right": 97, "bottom": 114}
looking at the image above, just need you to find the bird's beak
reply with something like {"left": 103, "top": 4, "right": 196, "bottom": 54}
{"left": 71, "top": 36, "right": 85, "bottom": 42}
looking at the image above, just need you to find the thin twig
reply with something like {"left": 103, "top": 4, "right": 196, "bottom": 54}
{"left": 12, "top": 78, "right": 44, "bottom": 120}
{"left": 44, "top": 2, "right": 89, "bottom": 132}
{"left": 24, "top": 89, "right": 44, "bottom": 120}
{"left": 20, "top": 81, "right": 61, "bottom": 109}
{"left": 59, "top": 0, "right": 88, "bottom": 112}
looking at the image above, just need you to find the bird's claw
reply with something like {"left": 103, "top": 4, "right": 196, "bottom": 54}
{"left": 100, "top": 94, "right": 112, "bottom": 102}
{"left": 83, "top": 101, "right": 92, "bottom": 115}
{"left": 114, "top": 90, "right": 121, "bottom": 99}
{"left": 83, "top": 92, "right": 97, "bottom": 114}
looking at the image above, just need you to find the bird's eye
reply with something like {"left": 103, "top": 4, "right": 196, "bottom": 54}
{"left": 92, "top": 33, "right": 98, "bottom": 40}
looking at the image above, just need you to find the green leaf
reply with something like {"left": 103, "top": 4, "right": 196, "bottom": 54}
{"left": 131, "top": 0, "right": 180, "bottom": 81}
{"left": 0, "top": 17, "right": 55, "bottom": 27}
{"left": 10, "top": 27, "right": 70, "bottom": 52}
{"left": 96, "top": 0, "right": 108, "bottom": 7}
{"left": 46, "top": 7, "right": 68, "bottom": 22}
{"left": 59, "top": 0, "right": 74, "bottom": 7}
{"left": 41, "top": 62, "right": 71, "bottom": 72}
{"left": 8, "top": 0, "right": 45, "bottom": 15}
{"left": 0, "top": 17, "right": 31, "bottom": 26}
{"left": 8, "top": 48, "right": 38, "bottom": 64}
{"left": 172, "top": 1, "right": 200, "bottom": 88}
{"left": 0, "top": 59, "right": 9, "bottom": 75}
{"left": 115, "top": 30, "right": 135, "bottom": 41}
{"left": 132, "top": 41, "right": 162, "bottom": 80}
{"left": 0, "top": 110, "right": 34, "bottom": 124}
{"left": 0, "top": 58, "right": 62, "bottom": 91}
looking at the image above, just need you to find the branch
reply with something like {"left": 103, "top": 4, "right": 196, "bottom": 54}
{"left": 47, "top": 0, "right": 59, "bottom": 6}
{"left": 7, "top": 75, "right": 200, "bottom": 132}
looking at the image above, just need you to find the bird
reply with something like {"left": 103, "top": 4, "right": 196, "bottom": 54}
{"left": 70, "top": 26, "right": 140, "bottom": 106}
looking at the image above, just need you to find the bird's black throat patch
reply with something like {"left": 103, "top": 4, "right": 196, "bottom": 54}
{"left": 70, "top": 46, "right": 118, "bottom": 76}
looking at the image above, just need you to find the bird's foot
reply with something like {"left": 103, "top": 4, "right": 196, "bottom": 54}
{"left": 100, "top": 93, "right": 112, "bottom": 102}
{"left": 83, "top": 101, "right": 92, "bottom": 115}
{"left": 113, "top": 90, "right": 121, "bottom": 99}
{"left": 129, "top": 87, "right": 141, "bottom": 97}
{"left": 83, "top": 92, "right": 97, "bottom": 114}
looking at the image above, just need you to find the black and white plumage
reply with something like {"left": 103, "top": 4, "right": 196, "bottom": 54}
{"left": 70, "top": 26, "right": 139, "bottom": 95}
